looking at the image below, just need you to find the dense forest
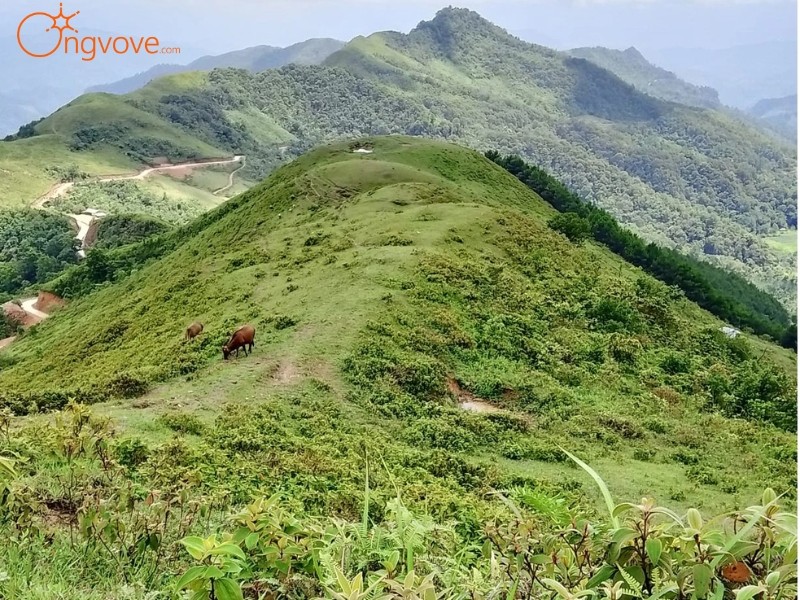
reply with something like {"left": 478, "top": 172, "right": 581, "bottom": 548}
{"left": 487, "top": 151, "right": 794, "bottom": 346}
{"left": 0, "top": 211, "right": 77, "bottom": 300}
{"left": 94, "top": 214, "right": 172, "bottom": 250}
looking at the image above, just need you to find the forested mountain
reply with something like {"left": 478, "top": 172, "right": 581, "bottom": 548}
{"left": 87, "top": 38, "right": 345, "bottom": 95}
{"left": 749, "top": 94, "right": 797, "bottom": 142}
{"left": 568, "top": 46, "right": 721, "bottom": 109}
{"left": 2, "top": 7, "right": 795, "bottom": 305}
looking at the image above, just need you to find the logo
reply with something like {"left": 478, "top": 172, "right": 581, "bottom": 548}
{"left": 17, "top": 3, "right": 180, "bottom": 61}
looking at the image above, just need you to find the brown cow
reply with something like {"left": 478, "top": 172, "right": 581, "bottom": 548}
{"left": 185, "top": 322, "right": 204, "bottom": 341}
{"left": 223, "top": 325, "right": 255, "bottom": 360}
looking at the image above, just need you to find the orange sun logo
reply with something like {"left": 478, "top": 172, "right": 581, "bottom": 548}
{"left": 17, "top": 3, "right": 81, "bottom": 58}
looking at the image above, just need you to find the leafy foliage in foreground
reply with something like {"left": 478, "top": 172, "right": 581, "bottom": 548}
{"left": 0, "top": 403, "right": 795, "bottom": 599}
{"left": 487, "top": 152, "right": 793, "bottom": 345}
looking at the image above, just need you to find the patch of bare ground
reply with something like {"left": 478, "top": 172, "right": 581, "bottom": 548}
{"left": 447, "top": 377, "right": 503, "bottom": 413}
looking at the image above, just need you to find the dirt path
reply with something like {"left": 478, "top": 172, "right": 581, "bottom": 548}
{"left": 34, "top": 155, "right": 245, "bottom": 210}
{"left": 213, "top": 156, "right": 247, "bottom": 196}
{"left": 20, "top": 297, "right": 49, "bottom": 322}
{"left": 0, "top": 296, "right": 50, "bottom": 351}
{"left": 33, "top": 155, "right": 245, "bottom": 260}
{"left": 1, "top": 155, "right": 246, "bottom": 348}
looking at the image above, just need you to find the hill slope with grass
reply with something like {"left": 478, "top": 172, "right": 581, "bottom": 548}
{"left": 2, "top": 8, "right": 793, "bottom": 307}
{"left": 0, "top": 137, "right": 795, "bottom": 598}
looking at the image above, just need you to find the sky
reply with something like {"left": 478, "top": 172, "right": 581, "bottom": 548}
{"left": 1, "top": 0, "right": 796, "bottom": 58}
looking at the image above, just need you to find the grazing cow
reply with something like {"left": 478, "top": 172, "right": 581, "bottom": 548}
{"left": 185, "top": 322, "right": 204, "bottom": 341}
{"left": 223, "top": 324, "right": 256, "bottom": 360}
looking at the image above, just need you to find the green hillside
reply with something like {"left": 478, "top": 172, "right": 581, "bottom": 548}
{"left": 0, "top": 137, "right": 795, "bottom": 598}
{"left": 2, "top": 8, "right": 793, "bottom": 307}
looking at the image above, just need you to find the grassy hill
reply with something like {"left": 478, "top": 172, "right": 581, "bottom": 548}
{"left": 0, "top": 136, "right": 795, "bottom": 598}
{"left": 1, "top": 8, "right": 793, "bottom": 308}
{"left": 568, "top": 46, "right": 721, "bottom": 109}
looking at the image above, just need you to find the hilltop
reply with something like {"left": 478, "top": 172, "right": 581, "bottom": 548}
{"left": 0, "top": 137, "right": 795, "bottom": 597}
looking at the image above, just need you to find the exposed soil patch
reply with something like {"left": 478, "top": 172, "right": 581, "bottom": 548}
{"left": 42, "top": 498, "right": 78, "bottom": 528}
{"left": 447, "top": 377, "right": 503, "bottom": 413}
{"left": 0, "top": 336, "right": 17, "bottom": 350}
{"left": 34, "top": 291, "right": 65, "bottom": 314}
{"left": 275, "top": 360, "right": 300, "bottom": 384}
{"left": 2, "top": 301, "right": 34, "bottom": 327}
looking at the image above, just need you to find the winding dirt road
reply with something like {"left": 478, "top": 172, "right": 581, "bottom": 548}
{"left": 34, "top": 155, "right": 246, "bottom": 259}
{"left": 35, "top": 155, "right": 245, "bottom": 209}
{"left": 20, "top": 297, "right": 49, "bottom": 321}
{"left": 213, "top": 156, "right": 247, "bottom": 196}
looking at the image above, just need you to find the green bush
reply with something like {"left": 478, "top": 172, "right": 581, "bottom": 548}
{"left": 548, "top": 212, "right": 591, "bottom": 244}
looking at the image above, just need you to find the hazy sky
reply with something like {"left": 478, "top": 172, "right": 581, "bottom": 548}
{"left": 1, "top": 0, "right": 796, "bottom": 57}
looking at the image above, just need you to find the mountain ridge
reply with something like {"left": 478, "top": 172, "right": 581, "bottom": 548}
{"left": 86, "top": 38, "right": 345, "bottom": 95}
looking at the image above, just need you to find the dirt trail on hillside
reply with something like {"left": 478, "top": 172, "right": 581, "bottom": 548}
{"left": 33, "top": 155, "right": 245, "bottom": 261}
{"left": 34, "top": 156, "right": 245, "bottom": 209}
{"left": 0, "top": 295, "right": 51, "bottom": 351}
{"left": 20, "top": 297, "right": 49, "bottom": 322}
{"left": 213, "top": 156, "right": 247, "bottom": 196}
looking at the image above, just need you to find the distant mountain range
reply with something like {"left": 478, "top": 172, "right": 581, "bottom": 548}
{"left": 748, "top": 94, "right": 797, "bottom": 141}
{"left": 87, "top": 39, "right": 345, "bottom": 95}
{"left": 2, "top": 7, "right": 795, "bottom": 305}
{"left": 568, "top": 46, "right": 720, "bottom": 109}
{"left": 647, "top": 41, "right": 797, "bottom": 109}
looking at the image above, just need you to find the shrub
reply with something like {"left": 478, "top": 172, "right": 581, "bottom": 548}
{"left": 686, "top": 465, "right": 719, "bottom": 486}
{"left": 115, "top": 438, "right": 149, "bottom": 469}
{"left": 671, "top": 450, "right": 699, "bottom": 465}
{"left": 643, "top": 418, "right": 668, "bottom": 434}
{"left": 608, "top": 334, "right": 642, "bottom": 365}
{"left": 660, "top": 352, "right": 691, "bottom": 375}
{"left": 106, "top": 372, "right": 151, "bottom": 399}
{"left": 548, "top": 213, "right": 591, "bottom": 244}
{"left": 599, "top": 414, "right": 644, "bottom": 439}
{"left": 158, "top": 413, "right": 207, "bottom": 436}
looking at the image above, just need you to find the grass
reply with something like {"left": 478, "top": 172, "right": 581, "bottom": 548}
{"left": 2, "top": 137, "right": 794, "bottom": 511}
{"left": 0, "top": 136, "right": 795, "bottom": 598}
{"left": 0, "top": 135, "right": 137, "bottom": 209}
{"left": 764, "top": 230, "right": 798, "bottom": 254}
